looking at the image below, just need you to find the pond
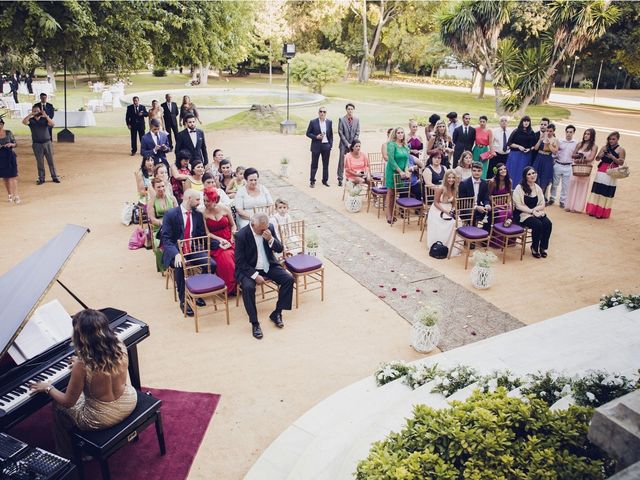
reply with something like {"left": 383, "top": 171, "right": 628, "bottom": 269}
{"left": 122, "top": 88, "right": 324, "bottom": 109}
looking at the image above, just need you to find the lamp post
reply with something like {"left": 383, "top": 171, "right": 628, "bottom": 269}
{"left": 593, "top": 59, "right": 604, "bottom": 104}
{"left": 57, "top": 51, "right": 74, "bottom": 143}
{"left": 615, "top": 66, "right": 622, "bottom": 90}
{"left": 280, "top": 43, "right": 296, "bottom": 135}
{"left": 569, "top": 55, "right": 579, "bottom": 89}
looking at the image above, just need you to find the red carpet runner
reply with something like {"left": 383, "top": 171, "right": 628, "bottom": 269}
{"left": 9, "top": 387, "right": 221, "bottom": 480}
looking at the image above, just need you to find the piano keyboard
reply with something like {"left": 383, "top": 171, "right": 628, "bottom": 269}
{"left": 0, "top": 320, "right": 142, "bottom": 417}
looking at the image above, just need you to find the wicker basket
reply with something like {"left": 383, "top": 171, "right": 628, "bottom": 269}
{"left": 571, "top": 163, "right": 592, "bottom": 177}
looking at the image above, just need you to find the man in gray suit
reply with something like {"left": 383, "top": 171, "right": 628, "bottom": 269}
{"left": 337, "top": 103, "right": 360, "bottom": 187}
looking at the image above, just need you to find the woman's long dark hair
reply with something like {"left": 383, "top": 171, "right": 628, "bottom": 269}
{"left": 517, "top": 116, "right": 533, "bottom": 133}
{"left": 72, "top": 309, "right": 125, "bottom": 374}
{"left": 489, "top": 162, "right": 511, "bottom": 193}
{"left": 520, "top": 166, "right": 536, "bottom": 195}
{"left": 140, "top": 156, "right": 153, "bottom": 179}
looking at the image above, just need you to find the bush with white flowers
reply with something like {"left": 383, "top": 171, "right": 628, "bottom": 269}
{"left": 431, "top": 365, "right": 479, "bottom": 397}
{"left": 478, "top": 369, "right": 523, "bottom": 393}
{"left": 374, "top": 361, "right": 411, "bottom": 386}
{"left": 404, "top": 363, "right": 442, "bottom": 390}
{"left": 520, "top": 370, "right": 573, "bottom": 406}
{"left": 572, "top": 370, "right": 638, "bottom": 407}
{"left": 599, "top": 289, "right": 640, "bottom": 311}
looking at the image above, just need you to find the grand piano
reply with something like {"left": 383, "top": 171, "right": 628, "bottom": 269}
{"left": 0, "top": 224, "right": 149, "bottom": 431}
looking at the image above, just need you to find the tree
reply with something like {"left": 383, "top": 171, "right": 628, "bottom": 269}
{"left": 358, "top": 0, "right": 403, "bottom": 82}
{"left": 439, "top": 0, "right": 514, "bottom": 111}
{"left": 288, "top": 50, "right": 347, "bottom": 93}
{"left": 253, "top": 0, "right": 289, "bottom": 84}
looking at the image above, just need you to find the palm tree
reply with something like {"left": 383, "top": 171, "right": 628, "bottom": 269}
{"left": 439, "top": 0, "right": 514, "bottom": 111}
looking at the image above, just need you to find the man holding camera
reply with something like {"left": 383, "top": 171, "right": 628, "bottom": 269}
{"left": 141, "top": 118, "right": 172, "bottom": 172}
{"left": 22, "top": 105, "right": 59, "bottom": 185}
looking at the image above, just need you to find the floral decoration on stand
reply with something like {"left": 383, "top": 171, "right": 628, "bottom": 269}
{"left": 431, "top": 365, "right": 479, "bottom": 397}
{"left": 344, "top": 180, "right": 364, "bottom": 213}
{"left": 471, "top": 250, "right": 498, "bottom": 268}
{"left": 470, "top": 251, "right": 498, "bottom": 289}
{"left": 374, "top": 361, "right": 411, "bottom": 387}
{"left": 410, "top": 304, "right": 441, "bottom": 353}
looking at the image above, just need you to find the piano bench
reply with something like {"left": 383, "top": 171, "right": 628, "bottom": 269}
{"left": 71, "top": 391, "right": 166, "bottom": 480}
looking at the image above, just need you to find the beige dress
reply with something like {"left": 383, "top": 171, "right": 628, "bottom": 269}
{"left": 53, "top": 348, "right": 137, "bottom": 456}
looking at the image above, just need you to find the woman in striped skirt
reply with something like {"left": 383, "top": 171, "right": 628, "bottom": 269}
{"left": 585, "top": 131, "right": 626, "bottom": 219}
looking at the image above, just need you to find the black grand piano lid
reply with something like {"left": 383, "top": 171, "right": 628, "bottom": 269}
{"left": 0, "top": 224, "right": 90, "bottom": 362}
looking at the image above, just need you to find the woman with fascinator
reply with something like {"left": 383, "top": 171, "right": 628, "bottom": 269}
{"left": 203, "top": 186, "right": 237, "bottom": 293}
{"left": 30, "top": 309, "right": 137, "bottom": 456}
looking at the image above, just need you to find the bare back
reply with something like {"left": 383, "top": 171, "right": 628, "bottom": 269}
{"left": 85, "top": 356, "right": 129, "bottom": 403}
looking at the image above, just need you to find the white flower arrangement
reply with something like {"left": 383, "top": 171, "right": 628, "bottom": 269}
{"left": 471, "top": 251, "right": 498, "bottom": 268}
{"left": 520, "top": 370, "right": 573, "bottom": 406}
{"left": 345, "top": 180, "right": 363, "bottom": 197}
{"left": 599, "top": 289, "right": 640, "bottom": 311}
{"left": 431, "top": 365, "right": 479, "bottom": 396}
{"left": 374, "top": 361, "right": 411, "bottom": 386}
{"left": 413, "top": 304, "right": 440, "bottom": 328}
{"left": 404, "top": 363, "right": 442, "bottom": 390}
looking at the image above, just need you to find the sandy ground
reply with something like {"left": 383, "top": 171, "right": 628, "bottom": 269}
{"left": 0, "top": 103, "right": 638, "bottom": 479}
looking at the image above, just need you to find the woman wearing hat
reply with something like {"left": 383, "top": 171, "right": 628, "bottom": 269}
{"left": 0, "top": 117, "right": 19, "bottom": 204}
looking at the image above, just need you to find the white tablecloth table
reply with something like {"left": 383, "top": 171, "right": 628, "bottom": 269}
{"left": 56, "top": 110, "right": 96, "bottom": 127}
{"left": 33, "top": 82, "right": 53, "bottom": 97}
{"left": 14, "top": 103, "right": 32, "bottom": 119}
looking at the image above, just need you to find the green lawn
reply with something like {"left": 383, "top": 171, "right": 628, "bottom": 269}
{"left": 2, "top": 73, "right": 570, "bottom": 137}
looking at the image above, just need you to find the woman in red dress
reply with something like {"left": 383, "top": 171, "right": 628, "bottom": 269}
{"left": 203, "top": 187, "right": 237, "bottom": 293}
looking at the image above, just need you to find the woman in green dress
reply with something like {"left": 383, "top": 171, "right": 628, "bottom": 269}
{"left": 385, "top": 127, "right": 411, "bottom": 224}
{"left": 148, "top": 177, "right": 177, "bottom": 272}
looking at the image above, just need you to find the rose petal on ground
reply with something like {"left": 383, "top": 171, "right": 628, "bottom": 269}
{"left": 391, "top": 287, "right": 397, "bottom": 292}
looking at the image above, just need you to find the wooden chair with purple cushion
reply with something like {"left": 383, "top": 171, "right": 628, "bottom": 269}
{"left": 278, "top": 220, "right": 324, "bottom": 308}
{"left": 419, "top": 184, "right": 436, "bottom": 242}
{"left": 391, "top": 174, "right": 424, "bottom": 233}
{"left": 489, "top": 193, "right": 527, "bottom": 263}
{"left": 177, "top": 236, "right": 229, "bottom": 332}
{"left": 368, "top": 152, "right": 384, "bottom": 185}
{"left": 366, "top": 159, "right": 386, "bottom": 216}
{"left": 449, "top": 196, "right": 491, "bottom": 269}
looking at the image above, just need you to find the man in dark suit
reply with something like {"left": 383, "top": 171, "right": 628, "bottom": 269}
{"left": 175, "top": 113, "right": 208, "bottom": 168}
{"left": 161, "top": 93, "right": 179, "bottom": 148}
{"left": 34, "top": 93, "right": 55, "bottom": 141}
{"left": 125, "top": 96, "right": 148, "bottom": 156}
{"left": 458, "top": 161, "right": 491, "bottom": 229}
{"left": 305, "top": 106, "right": 333, "bottom": 188}
{"left": 9, "top": 72, "right": 20, "bottom": 103}
{"left": 452, "top": 112, "right": 475, "bottom": 168}
{"left": 161, "top": 189, "right": 217, "bottom": 316}
{"left": 141, "top": 119, "right": 172, "bottom": 171}
{"left": 235, "top": 212, "right": 294, "bottom": 340}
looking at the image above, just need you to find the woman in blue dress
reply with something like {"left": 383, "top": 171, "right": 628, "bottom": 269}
{"left": 506, "top": 116, "right": 536, "bottom": 185}
{"left": 532, "top": 123, "right": 559, "bottom": 202}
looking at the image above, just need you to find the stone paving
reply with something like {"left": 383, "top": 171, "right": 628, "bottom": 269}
{"left": 263, "top": 171, "right": 523, "bottom": 351}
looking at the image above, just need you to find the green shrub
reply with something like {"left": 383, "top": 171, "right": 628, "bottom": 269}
{"left": 152, "top": 68, "right": 167, "bottom": 77}
{"left": 578, "top": 79, "right": 593, "bottom": 89}
{"left": 288, "top": 50, "right": 347, "bottom": 94}
{"left": 478, "top": 370, "right": 523, "bottom": 393}
{"left": 355, "top": 390, "right": 615, "bottom": 479}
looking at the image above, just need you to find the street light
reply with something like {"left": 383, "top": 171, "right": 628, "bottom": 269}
{"left": 615, "top": 66, "right": 622, "bottom": 90}
{"left": 280, "top": 43, "right": 296, "bottom": 135}
{"left": 569, "top": 55, "right": 579, "bottom": 89}
{"left": 57, "top": 50, "right": 74, "bottom": 143}
{"left": 593, "top": 59, "right": 604, "bottom": 104}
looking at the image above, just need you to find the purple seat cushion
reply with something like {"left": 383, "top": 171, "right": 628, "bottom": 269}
{"left": 185, "top": 273, "right": 225, "bottom": 294}
{"left": 285, "top": 254, "right": 323, "bottom": 273}
{"left": 371, "top": 186, "right": 387, "bottom": 194}
{"left": 457, "top": 225, "right": 489, "bottom": 239}
{"left": 494, "top": 222, "right": 525, "bottom": 235}
{"left": 371, "top": 173, "right": 383, "bottom": 180}
{"left": 396, "top": 197, "right": 422, "bottom": 208}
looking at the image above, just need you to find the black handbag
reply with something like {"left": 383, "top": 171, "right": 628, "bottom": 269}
{"left": 429, "top": 241, "right": 449, "bottom": 259}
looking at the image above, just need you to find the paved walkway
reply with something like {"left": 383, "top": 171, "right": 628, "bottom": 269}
{"left": 263, "top": 171, "right": 523, "bottom": 351}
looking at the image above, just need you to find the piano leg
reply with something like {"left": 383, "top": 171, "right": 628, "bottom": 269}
{"left": 127, "top": 346, "right": 142, "bottom": 390}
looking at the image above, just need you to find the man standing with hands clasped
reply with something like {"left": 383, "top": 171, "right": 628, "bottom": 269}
{"left": 337, "top": 103, "right": 359, "bottom": 187}
{"left": 125, "top": 96, "right": 148, "bottom": 156}
{"left": 23, "top": 105, "right": 59, "bottom": 185}
{"left": 306, "top": 107, "right": 333, "bottom": 188}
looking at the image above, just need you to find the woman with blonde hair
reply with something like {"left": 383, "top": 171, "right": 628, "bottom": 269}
{"left": 454, "top": 151, "right": 473, "bottom": 181}
{"left": 426, "top": 169, "right": 460, "bottom": 256}
{"left": 30, "top": 309, "right": 137, "bottom": 456}
{"left": 385, "top": 126, "right": 410, "bottom": 224}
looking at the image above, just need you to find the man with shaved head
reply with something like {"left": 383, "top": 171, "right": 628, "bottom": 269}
{"left": 235, "top": 212, "right": 294, "bottom": 339}
{"left": 161, "top": 189, "right": 217, "bottom": 316}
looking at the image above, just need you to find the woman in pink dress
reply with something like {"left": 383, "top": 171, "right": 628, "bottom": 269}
{"left": 203, "top": 187, "right": 237, "bottom": 293}
{"left": 565, "top": 128, "right": 597, "bottom": 213}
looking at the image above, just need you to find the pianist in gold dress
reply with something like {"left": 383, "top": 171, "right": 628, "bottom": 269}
{"left": 29, "top": 309, "right": 137, "bottom": 456}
